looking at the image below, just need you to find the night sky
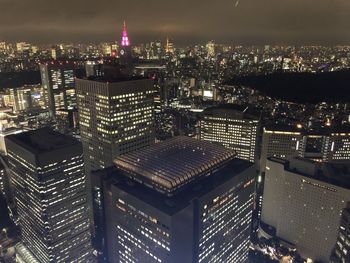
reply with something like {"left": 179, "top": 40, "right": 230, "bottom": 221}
{"left": 0, "top": 0, "right": 349, "bottom": 45}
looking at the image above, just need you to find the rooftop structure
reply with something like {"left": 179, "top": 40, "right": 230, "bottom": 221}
{"left": 201, "top": 104, "right": 260, "bottom": 120}
{"left": 93, "top": 138, "right": 255, "bottom": 263}
{"left": 7, "top": 127, "right": 78, "bottom": 154}
{"left": 114, "top": 136, "right": 236, "bottom": 195}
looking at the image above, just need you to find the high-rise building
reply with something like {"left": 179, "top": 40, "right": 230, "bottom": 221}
{"left": 260, "top": 125, "right": 304, "bottom": 172}
{"left": 16, "top": 42, "right": 31, "bottom": 53}
{"left": 5, "top": 129, "right": 93, "bottom": 263}
{"left": 206, "top": 41, "right": 216, "bottom": 57}
{"left": 325, "top": 131, "right": 350, "bottom": 161}
{"left": 165, "top": 37, "right": 174, "bottom": 54}
{"left": 8, "top": 85, "right": 45, "bottom": 113}
{"left": 261, "top": 157, "right": 350, "bottom": 262}
{"left": 40, "top": 62, "right": 76, "bottom": 116}
{"left": 200, "top": 105, "right": 260, "bottom": 163}
{"left": 330, "top": 202, "right": 350, "bottom": 263}
{"left": 119, "top": 20, "right": 133, "bottom": 74}
{"left": 260, "top": 126, "right": 350, "bottom": 172}
{"left": 93, "top": 136, "right": 256, "bottom": 263}
{"left": 76, "top": 76, "right": 155, "bottom": 175}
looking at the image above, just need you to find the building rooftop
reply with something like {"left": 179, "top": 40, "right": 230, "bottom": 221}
{"left": 269, "top": 157, "right": 350, "bottom": 190}
{"left": 264, "top": 123, "right": 350, "bottom": 135}
{"left": 84, "top": 75, "right": 146, "bottom": 83}
{"left": 95, "top": 158, "right": 254, "bottom": 215}
{"left": 6, "top": 128, "right": 79, "bottom": 154}
{"left": 202, "top": 104, "right": 260, "bottom": 121}
{"left": 114, "top": 136, "right": 236, "bottom": 194}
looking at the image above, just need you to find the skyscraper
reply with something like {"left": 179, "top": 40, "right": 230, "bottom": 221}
{"left": 261, "top": 157, "right": 350, "bottom": 262}
{"left": 165, "top": 37, "right": 174, "bottom": 54}
{"left": 119, "top": 20, "right": 133, "bottom": 74}
{"left": 40, "top": 62, "right": 76, "bottom": 116}
{"left": 260, "top": 125, "right": 350, "bottom": 172}
{"left": 325, "top": 131, "right": 350, "bottom": 161}
{"left": 200, "top": 105, "right": 260, "bottom": 163}
{"left": 93, "top": 136, "right": 256, "bottom": 263}
{"left": 76, "top": 76, "right": 155, "bottom": 174}
{"left": 5, "top": 128, "right": 93, "bottom": 263}
{"left": 260, "top": 125, "right": 304, "bottom": 172}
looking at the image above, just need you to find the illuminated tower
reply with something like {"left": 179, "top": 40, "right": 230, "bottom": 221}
{"left": 121, "top": 20, "right": 130, "bottom": 47}
{"left": 165, "top": 37, "right": 174, "bottom": 53}
{"left": 119, "top": 20, "right": 133, "bottom": 74}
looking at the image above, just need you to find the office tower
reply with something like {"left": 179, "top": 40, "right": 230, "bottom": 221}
{"left": 200, "top": 105, "right": 260, "bottom": 163}
{"left": 330, "top": 202, "right": 350, "bottom": 263}
{"left": 93, "top": 136, "right": 256, "bottom": 263}
{"left": 76, "top": 76, "right": 155, "bottom": 174}
{"left": 9, "top": 86, "right": 31, "bottom": 113}
{"left": 165, "top": 37, "right": 174, "bottom": 54}
{"left": 5, "top": 129, "right": 93, "bottom": 263}
{"left": 260, "top": 126, "right": 350, "bottom": 172}
{"left": 260, "top": 125, "right": 305, "bottom": 172}
{"left": 8, "top": 85, "right": 45, "bottom": 113}
{"left": 51, "top": 46, "right": 63, "bottom": 60}
{"left": 206, "top": 41, "right": 216, "bottom": 57}
{"left": 40, "top": 62, "right": 76, "bottom": 116}
{"left": 325, "top": 131, "right": 350, "bottom": 161}
{"left": 16, "top": 42, "right": 31, "bottom": 53}
{"left": 261, "top": 157, "right": 350, "bottom": 262}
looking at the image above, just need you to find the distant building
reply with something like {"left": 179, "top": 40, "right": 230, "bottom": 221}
{"left": 8, "top": 85, "right": 45, "bottom": 113}
{"left": 93, "top": 137, "right": 256, "bottom": 263}
{"left": 200, "top": 105, "right": 260, "bottom": 163}
{"left": 260, "top": 126, "right": 305, "bottom": 172}
{"left": 330, "top": 202, "right": 350, "bottom": 263}
{"left": 261, "top": 157, "right": 350, "bottom": 262}
{"left": 6, "top": 129, "right": 93, "bottom": 263}
{"left": 40, "top": 62, "right": 76, "bottom": 116}
{"left": 260, "top": 126, "right": 350, "bottom": 172}
{"left": 206, "top": 41, "right": 216, "bottom": 57}
{"left": 119, "top": 20, "right": 133, "bottom": 74}
{"left": 326, "top": 132, "right": 350, "bottom": 161}
{"left": 165, "top": 37, "right": 174, "bottom": 54}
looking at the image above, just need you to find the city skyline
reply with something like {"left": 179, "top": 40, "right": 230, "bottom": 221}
{"left": 1, "top": 2, "right": 350, "bottom": 262}
{"left": 1, "top": 0, "right": 350, "bottom": 45}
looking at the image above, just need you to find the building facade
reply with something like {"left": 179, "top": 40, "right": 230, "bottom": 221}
{"left": 261, "top": 157, "right": 350, "bottom": 262}
{"left": 260, "top": 126, "right": 350, "bottom": 172}
{"left": 5, "top": 129, "right": 93, "bottom": 263}
{"left": 330, "top": 203, "right": 350, "bottom": 263}
{"left": 93, "top": 137, "right": 256, "bottom": 263}
{"left": 76, "top": 77, "right": 155, "bottom": 174}
{"left": 40, "top": 63, "right": 76, "bottom": 116}
{"left": 200, "top": 105, "right": 260, "bottom": 163}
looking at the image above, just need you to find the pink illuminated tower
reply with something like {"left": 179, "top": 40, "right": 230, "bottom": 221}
{"left": 119, "top": 19, "right": 133, "bottom": 75}
{"left": 121, "top": 20, "right": 130, "bottom": 47}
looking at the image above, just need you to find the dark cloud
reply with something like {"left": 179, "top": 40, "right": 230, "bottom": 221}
{"left": 0, "top": 0, "right": 349, "bottom": 44}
